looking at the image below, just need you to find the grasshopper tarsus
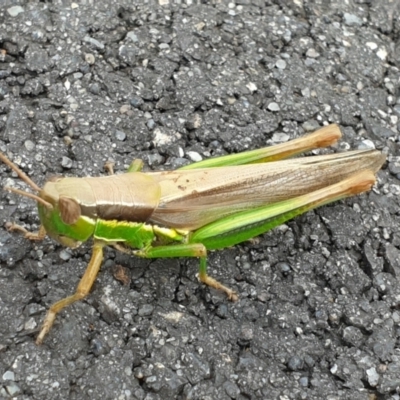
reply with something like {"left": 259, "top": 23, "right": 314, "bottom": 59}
{"left": 36, "top": 311, "right": 56, "bottom": 345}
{"left": 198, "top": 273, "right": 238, "bottom": 302}
{"left": 104, "top": 161, "right": 115, "bottom": 175}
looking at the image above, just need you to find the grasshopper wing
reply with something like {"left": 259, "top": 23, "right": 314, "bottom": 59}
{"left": 148, "top": 150, "right": 384, "bottom": 230}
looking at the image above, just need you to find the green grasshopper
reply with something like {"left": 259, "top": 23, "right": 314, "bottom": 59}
{"left": 0, "top": 124, "right": 385, "bottom": 344}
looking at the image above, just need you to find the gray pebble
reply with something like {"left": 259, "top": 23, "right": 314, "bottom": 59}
{"left": 276, "top": 59, "right": 287, "bottom": 69}
{"left": 366, "top": 367, "right": 379, "bottom": 387}
{"left": 343, "top": 13, "right": 363, "bottom": 27}
{"left": 2, "top": 370, "right": 15, "bottom": 381}
{"left": 146, "top": 119, "right": 156, "bottom": 130}
{"left": 61, "top": 156, "right": 73, "bottom": 169}
{"left": 306, "top": 48, "right": 320, "bottom": 58}
{"left": 59, "top": 249, "right": 72, "bottom": 261}
{"left": 267, "top": 102, "right": 280, "bottom": 112}
{"left": 85, "top": 53, "right": 95, "bottom": 65}
{"left": 4, "top": 382, "right": 21, "bottom": 397}
{"left": 186, "top": 151, "right": 202, "bottom": 162}
{"left": 138, "top": 304, "right": 154, "bottom": 317}
{"left": 24, "top": 140, "right": 35, "bottom": 151}
{"left": 115, "top": 130, "right": 126, "bottom": 141}
{"left": 7, "top": 6, "right": 24, "bottom": 16}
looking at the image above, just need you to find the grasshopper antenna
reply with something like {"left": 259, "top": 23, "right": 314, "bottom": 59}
{"left": 0, "top": 152, "right": 42, "bottom": 192}
{"left": 4, "top": 186, "right": 53, "bottom": 209}
{"left": 0, "top": 152, "right": 53, "bottom": 209}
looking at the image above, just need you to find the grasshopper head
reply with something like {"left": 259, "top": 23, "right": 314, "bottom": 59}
{"left": 38, "top": 180, "right": 95, "bottom": 247}
{"left": 0, "top": 152, "right": 94, "bottom": 248}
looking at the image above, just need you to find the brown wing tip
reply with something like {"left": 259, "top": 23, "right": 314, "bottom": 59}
{"left": 342, "top": 170, "right": 376, "bottom": 196}
{"left": 372, "top": 151, "right": 387, "bottom": 173}
{"left": 306, "top": 124, "right": 342, "bottom": 149}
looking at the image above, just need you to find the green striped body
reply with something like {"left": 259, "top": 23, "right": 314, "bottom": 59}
{"left": 38, "top": 201, "right": 186, "bottom": 250}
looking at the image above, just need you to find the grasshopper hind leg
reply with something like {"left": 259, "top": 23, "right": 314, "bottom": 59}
{"left": 198, "top": 257, "right": 238, "bottom": 301}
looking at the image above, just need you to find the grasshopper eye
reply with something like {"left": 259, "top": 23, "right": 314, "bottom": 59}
{"left": 59, "top": 197, "right": 81, "bottom": 225}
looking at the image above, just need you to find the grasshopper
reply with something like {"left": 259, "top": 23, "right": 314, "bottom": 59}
{"left": 0, "top": 124, "right": 385, "bottom": 344}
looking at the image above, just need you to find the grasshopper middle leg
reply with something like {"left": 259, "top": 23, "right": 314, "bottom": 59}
{"left": 135, "top": 243, "right": 238, "bottom": 301}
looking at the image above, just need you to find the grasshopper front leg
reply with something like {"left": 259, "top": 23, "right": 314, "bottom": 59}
{"left": 135, "top": 243, "right": 238, "bottom": 301}
{"left": 36, "top": 241, "right": 105, "bottom": 344}
{"left": 6, "top": 223, "right": 47, "bottom": 241}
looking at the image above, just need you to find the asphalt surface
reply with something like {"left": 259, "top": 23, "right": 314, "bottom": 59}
{"left": 0, "top": 1, "right": 399, "bottom": 399}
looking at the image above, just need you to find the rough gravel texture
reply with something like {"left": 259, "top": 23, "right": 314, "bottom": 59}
{"left": 0, "top": 1, "right": 399, "bottom": 400}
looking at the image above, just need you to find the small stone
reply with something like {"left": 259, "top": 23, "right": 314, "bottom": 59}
{"left": 276, "top": 262, "right": 291, "bottom": 275}
{"left": 343, "top": 13, "right": 363, "bottom": 27}
{"left": 153, "top": 128, "right": 181, "bottom": 146}
{"left": 306, "top": 48, "right": 320, "bottom": 58}
{"left": 85, "top": 53, "right": 95, "bottom": 65}
{"left": 127, "top": 32, "right": 139, "bottom": 42}
{"left": 89, "top": 83, "right": 100, "bottom": 95}
{"left": 2, "top": 371, "right": 15, "bottom": 381}
{"left": 24, "top": 317, "right": 37, "bottom": 331}
{"left": 61, "top": 156, "right": 73, "bottom": 169}
{"left": 5, "top": 382, "right": 21, "bottom": 397}
{"left": 186, "top": 114, "right": 202, "bottom": 130}
{"left": 216, "top": 304, "right": 229, "bottom": 319}
{"left": 302, "top": 120, "right": 320, "bottom": 132}
{"left": 186, "top": 151, "right": 202, "bottom": 162}
{"left": 276, "top": 59, "right": 287, "bottom": 69}
{"left": 366, "top": 42, "right": 378, "bottom": 50}
{"left": 138, "top": 304, "right": 154, "bottom": 317}
{"left": 238, "top": 325, "right": 253, "bottom": 343}
{"left": 357, "top": 140, "right": 375, "bottom": 150}
{"left": 119, "top": 105, "right": 131, "bottom": 114}
{"left": 223, "top": 381, "right": 240, "bottom": 398}
{"left": 267, "top": 102, "right": 280, "bottom": 112}
{"left": 7, "top": 6, "right": 24, "bottom": 16}
{"left": 246, "top": 82, "right": 257, "bottom": 93}
{"left": 115, "top": 130, "right": 126, "bottom": 141}
{"left": 146, "top": 119, "right": 156, "bottom": 130}
{"left": 299, "top": 376, "right": 309, "bottom": 387}
{"left": 271, "top": 132, "right": 289, "bottom": 143}
{"left": 366, "top": 367, "right": 379, "bottom": 387}
{"left": 288, "top": 355, "right": 304, "bottom": 371}
{"left": 147, "top": 153, "right": 164, "bottom": 166}
{"left": 24, "top": 140, "right": 35, "bottom": 151}
{"left": 342, "top": 326, "right": 364, "bottom": 347}
{"left": 59, "top": 249, "right": 72, "bottom": 261}
{"left": 130, "top": 96, "right": 143, "bottom": 108}
{"left": 376, "top": 47, "right": 388, "bottom": 61}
